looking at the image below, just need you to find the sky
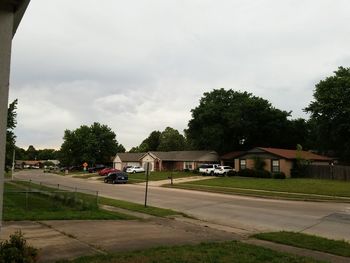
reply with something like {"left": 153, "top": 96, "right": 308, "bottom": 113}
{"left": 9, "top": 0, "right": 350, "bottom": 151}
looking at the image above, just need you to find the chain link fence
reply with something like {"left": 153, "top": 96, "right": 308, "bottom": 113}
{"left": 4, "top": 179, "right": 99, "bottom": 211}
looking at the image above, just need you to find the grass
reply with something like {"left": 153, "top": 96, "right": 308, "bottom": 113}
{"left": 3, "top": 182, "right": 135, "bottom": 221}
{"left": 59, "top": 240, "right": 323, "bottom": 263}
{"left": 253, "top": 231, "right": 350, "bottom": 258}
{"left": 98, "top": 197, "right": 184, "bottom": 217}
{"left": 72, "top": 174, "right": 99, "bottom": 179}
{"left": 4, "top": 171, "right": 12, "bottom": 179}
{"left": 174, "top": 177, "right": 350, "bottom": 201}
{"left": 127, "top": 171, "right": 195, "bottom": 183}
{"left": 10, "top": 180, "right": 184, "bottom": 218}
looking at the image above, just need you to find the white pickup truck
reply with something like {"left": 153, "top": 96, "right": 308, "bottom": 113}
{"left": 199, "top": 164, "right": 219, "bottom": 175}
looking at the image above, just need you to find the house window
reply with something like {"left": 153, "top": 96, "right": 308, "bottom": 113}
{"left": 239, "top": 159, "right": 247, "bottom": 170}
{"left": 184, "top": 162, "right": 193, "bottom": 170}
{"left": 271, "top": 160, "right": 280, "bottom": 173}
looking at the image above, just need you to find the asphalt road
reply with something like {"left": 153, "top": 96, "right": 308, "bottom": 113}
{"left": 14, "top": 170, "right": 350, "bottom": 241}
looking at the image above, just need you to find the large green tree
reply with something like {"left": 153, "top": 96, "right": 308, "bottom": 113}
{"left": 130, "top": 130, "right": 161, "bottom": 153}
{"left": 185, "top": 89, "right": 306, "bottom": 154}
{"left": 5, "top": 99, "right": 18, "bottom": 168}
{"left": 157, "top": 127, "right": 185, "bottom": 151}
{"left": 305, "top": 66, "right": 350, "bottom": 162}
{"left": 59, "top": 122, "right": 125, "bottom": 166}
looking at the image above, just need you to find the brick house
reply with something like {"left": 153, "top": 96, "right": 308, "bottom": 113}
{"left": 234, "top": 147, "right": 331, "bottom": 177}
{"left": 113, "top": 151, "right": 219, "bottom": 172}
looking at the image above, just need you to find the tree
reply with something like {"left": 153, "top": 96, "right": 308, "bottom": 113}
{"left": 157, "top": 127, "right": 185, "bottom": 151}
{"left": 305, "top": 66, "right": 350, "bottom": 162}
{"left": 185, "top": 89, "right": 305, "bottom": 154}
{"left": 26, "top": 145, "right": 37, "bottom": 160}
{"left": 5, "top": 99, "right": 18, "bottom": 168}
{"left": 59, "top": 122, "right": 125, "bottom": 166}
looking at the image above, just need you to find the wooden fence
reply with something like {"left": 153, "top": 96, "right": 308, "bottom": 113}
{"left": 304, "top": 164, "right": 350, "bottom": 181}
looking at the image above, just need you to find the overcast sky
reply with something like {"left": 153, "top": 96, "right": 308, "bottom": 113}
{"left": 9, "top": 0, "right": 350, "bottom": 150}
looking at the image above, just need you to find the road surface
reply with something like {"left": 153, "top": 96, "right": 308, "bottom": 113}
{"left": 13, "top": 170, "right": 350, "bottom": 241}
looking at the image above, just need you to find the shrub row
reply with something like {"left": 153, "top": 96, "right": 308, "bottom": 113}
{"left": 235, "top": 169, "right": 286, "bottom": 179}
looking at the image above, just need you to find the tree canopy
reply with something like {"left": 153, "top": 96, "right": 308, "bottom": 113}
{"left": 5, "top": 99, "right": 18, "bottom": 168}
{"left": 185, "top": 89, "right": 307, "bottom": 154}
{"left": 59, "top": 122, "right": 125, "bottom": 166}
{"left": 130, "top": 128, "right": 185, "bottom": 152}
{"left": 305, "top": 66, "right": 350, "bottom": 162}
{"left": 157, "top": 127, "right": 186, "bottom": 151}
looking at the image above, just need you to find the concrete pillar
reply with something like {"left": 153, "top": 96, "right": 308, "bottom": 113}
{"left": 0, "top": 6, "right": 14, "bottom": 232}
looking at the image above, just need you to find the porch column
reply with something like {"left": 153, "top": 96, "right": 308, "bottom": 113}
{"left": 0, "top": 5, "right": 15, "bottom": 234}
{"left": 0, "top": 0, "right": 30, "bottom": 233}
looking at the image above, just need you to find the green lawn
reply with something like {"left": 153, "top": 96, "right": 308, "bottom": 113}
{"left": 253, "top": 231, "right": 350, "bottom": 258}
{"left": 175, "top": 177, "right": 350, "bottom": 200}
{"left": 8, "top": 180, "right": 184, "bottom": 218}
{"left": 60, "top": 240, "right": 322, "bottom": 263}
{"left": 128, "top": 171, "right": 195, "bottom": 183}
{"left": 73, "top": 174, "right": 99, "bottom": 179}
{"left": 98, "top": 197, "right": 185, "bottom": 217}
{"left": 4, "top": 171, "right": 12, "bottom": 179}
{"left": 3, "top": 182, "right": 135, "bottom": 221}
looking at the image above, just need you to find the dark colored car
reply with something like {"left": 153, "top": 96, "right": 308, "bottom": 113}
{"left": 104, "top": 172, "right": 128, "bottom": 184}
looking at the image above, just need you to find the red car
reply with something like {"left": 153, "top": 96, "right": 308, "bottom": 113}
{"left": 98, "top": 168, "right": 119, "bottom": 176}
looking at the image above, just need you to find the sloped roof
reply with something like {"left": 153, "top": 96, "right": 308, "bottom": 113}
{"left": 148, "top": 151, "right": 219, "bottom": 162}
{"left": 116, "top": 153, "right": 145, "bottom": 162}
{"left": 257, "top": 147, "right": 331, "bottom": 161}
{"left": 221, "top": 151, "right": 245, "bottom": 160}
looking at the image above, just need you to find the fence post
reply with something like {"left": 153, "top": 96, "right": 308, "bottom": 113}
{"left": 29, "top": 179, "right": 32, "bottom": 192}
{"left": 96, "top": 191, "right": 99, "bottom": 207}
{"left": 57, "top": 184, "right": 60, "bottom": 190}
{"left": 25, "top": 190, "right": 28, "bottom": 210}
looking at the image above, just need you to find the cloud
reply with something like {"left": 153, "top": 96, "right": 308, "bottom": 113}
{"left": 9, "top": 0, "right": 350, "bottom": 150}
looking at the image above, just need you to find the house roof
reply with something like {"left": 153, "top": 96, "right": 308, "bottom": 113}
{"left": 248, "top": 147, "right": 332, "bottom": 161}
{"left": 146, "top": 151, "right": 219, "bottom": 162}
{"left": 221, "top": 151, "right": 245, "bottom": 160}
{"left": 116, "top": 153, "right": 145, "bottom": 162}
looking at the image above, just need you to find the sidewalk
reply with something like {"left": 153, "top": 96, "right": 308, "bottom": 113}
{"left": 133, "top": 175, "right": 215, "bottom": 187}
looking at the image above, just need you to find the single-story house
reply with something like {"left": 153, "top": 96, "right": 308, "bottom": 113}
{"left": 113, "top": 153, "right": 145, "bottom": 170}
{"left": 220, "top": 151, "right": 245, "bottom": 168}
{"left": 113, "top": 151, "right": 219, "bottom": 172}
{"left": 15, "top": 160, "right": 43, "bottom": 169}
{"left": 234, "top": 147, "right": 332, "bottom": 177}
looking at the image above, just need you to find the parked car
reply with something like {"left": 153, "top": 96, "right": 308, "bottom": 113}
{"left": 99, "top": 168, "right": 119, "bottom": 176}
{"left": 104, "top": 172, "right": 128, "bottom": 184}
{"left": 126, "top": 166, "right": 145, "bottom": 173}
{"left": 88, "top": 164, "right": 105, "bottom": 173}
{"left": 123, "top": 165, "right": 132, "bottom": 172}
{"left": 214, "top": 166, "right": 234, "bottom": 176}
{"left": 199, "top": 164, "right": 220, "bottom": 175}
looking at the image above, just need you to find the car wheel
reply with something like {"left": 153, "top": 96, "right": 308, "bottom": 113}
{"left": 133, "top": 170, "right": 136, "bottom": 174}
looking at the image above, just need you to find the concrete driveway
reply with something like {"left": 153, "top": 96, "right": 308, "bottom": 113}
{"left": 2, "top": 218, "right": 238, "bottom": 262}
{"left": 13, "top": 170, "right": 350, "bottom": 241}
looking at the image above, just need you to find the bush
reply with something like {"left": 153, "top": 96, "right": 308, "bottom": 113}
{"left": 237, "top": 169, "right": 256, "bottom": 177}
{"left": 255, "top": 170, "right": 272, "bottom": 178}
{"left": 192, "top": 169, "right": 200, "bottom": 174}
{"left": 272, "top": 172, "right": 286, "bottom": 179}
{"left": 226, "top": 170, "right": 237, "bottom": 177}
{"left": 237, "top": 169, "right": 271, "bottom": 178}
{"left": 0, "top": 231, "right": 38, "bottom": 263}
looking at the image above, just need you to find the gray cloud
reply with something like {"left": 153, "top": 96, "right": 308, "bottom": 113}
{"left": 9, "top": 0, "right": 350, "bottom": 150}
